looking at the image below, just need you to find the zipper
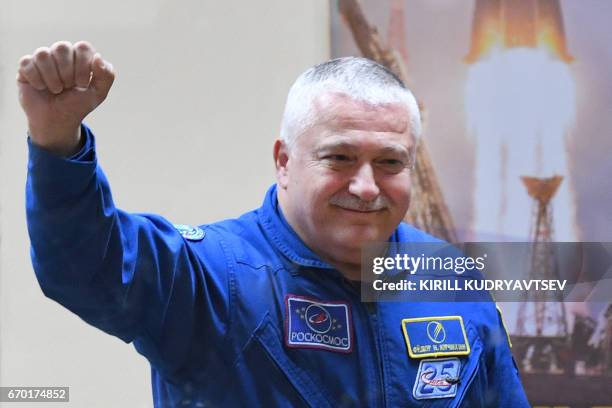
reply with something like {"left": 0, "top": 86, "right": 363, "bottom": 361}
{"left": 364, "top": 301, "right": 386, "bottom": 408}
{"left": 339, "top": 278, "right": 387, "bottom": 408}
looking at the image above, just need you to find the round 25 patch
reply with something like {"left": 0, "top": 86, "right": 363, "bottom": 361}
{"left": 413, "top": 357, "right": 461, "bottom": 400}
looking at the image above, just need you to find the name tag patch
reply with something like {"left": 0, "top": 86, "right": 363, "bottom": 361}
{"left": 413, "top": 357, "right": 461, "bottom": 400}
{"left": 285, "top": 295, "right": 352, "bottom": 353}
{"left": 402, "top": 316, "right": 470, "bottom": 358}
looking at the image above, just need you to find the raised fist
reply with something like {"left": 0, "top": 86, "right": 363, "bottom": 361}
{"left": 17, "top": 41, "right": 115, "bottom": 156}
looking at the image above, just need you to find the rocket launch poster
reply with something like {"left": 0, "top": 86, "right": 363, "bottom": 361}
{"left": 331, "top": 1, "right": 612, "bottom": 406}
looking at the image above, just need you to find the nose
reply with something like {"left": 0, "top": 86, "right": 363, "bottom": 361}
{"left": 348, "top": 163, "right": 380, "bottom": 202}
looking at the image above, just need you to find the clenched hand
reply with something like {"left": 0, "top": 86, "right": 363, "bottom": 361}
{"left": 17, "top": 41, "right": 115, "bottom": 156}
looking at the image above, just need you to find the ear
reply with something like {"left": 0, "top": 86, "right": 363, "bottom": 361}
{"left": 273, "top": 139, "right": 291, "bottom": 189}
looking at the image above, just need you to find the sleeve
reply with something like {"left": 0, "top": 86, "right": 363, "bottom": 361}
{"left": 483, "top": 308, "right": 530, "bottom": 407}
{"left": 25, "top": 124, "right": 230, "bottom": 376}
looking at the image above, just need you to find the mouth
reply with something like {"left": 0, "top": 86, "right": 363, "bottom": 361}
{"left": 333, "top": 205, "right": 384, "bottom": 214}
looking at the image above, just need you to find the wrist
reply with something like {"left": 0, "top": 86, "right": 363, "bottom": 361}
{"left": 28, "top": 123, "right": 83, "bottom": 157}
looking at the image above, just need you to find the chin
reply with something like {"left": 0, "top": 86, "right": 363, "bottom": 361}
{"left": 332, "top": 226, "right": 383, "bottom": 247}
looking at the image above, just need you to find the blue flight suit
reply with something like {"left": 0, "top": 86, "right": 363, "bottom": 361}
{"left": 26, "top": 125, "right": 530, "bottom": 407}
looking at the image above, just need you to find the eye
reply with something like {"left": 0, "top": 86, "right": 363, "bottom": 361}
{"left": 376, "top": 158, "right": 407, "bottom": 173}
{"left": 380, "top": 159, "right": 402, "bottom": 165}
{"left": 326, "top": 154, "right": 351, "bottom": 162}
{"left": 320, "top": 154, "right": 355, "bottom": 170}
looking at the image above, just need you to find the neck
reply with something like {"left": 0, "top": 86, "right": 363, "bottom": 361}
{"left": 277, "top": 190, "right": 365, "bottom": 281}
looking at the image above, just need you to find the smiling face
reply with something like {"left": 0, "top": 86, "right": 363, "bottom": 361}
{"left": 275, "top": 92, "right": 415, "bottom": 269}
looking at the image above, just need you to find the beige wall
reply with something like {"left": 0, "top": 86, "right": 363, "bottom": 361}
{"left": 0, "top": 1, "right": 329, "bottom": 406}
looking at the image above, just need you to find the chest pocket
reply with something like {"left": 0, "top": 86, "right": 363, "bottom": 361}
{"left": 447, "top": 325, "right": 485, "bottom": 408}
{"left": 237, "top": 313, "right": 334, "bottom": 408}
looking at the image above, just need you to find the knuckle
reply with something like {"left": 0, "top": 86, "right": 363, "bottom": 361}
{"left": 51, "top": 41, "right": 72, "bottom": 54}
{"left": 74, "top": 41, "right": 94, "bottom": 53}
{"left": 33, "top": 47, "right": 51, "bottom": 60}
{"left": 19, "top": 55, "right": 33, "bottom": 68}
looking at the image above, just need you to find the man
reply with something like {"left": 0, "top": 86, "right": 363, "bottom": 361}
{"left": 19, "top": 41, "right": 529, "bottom": 407}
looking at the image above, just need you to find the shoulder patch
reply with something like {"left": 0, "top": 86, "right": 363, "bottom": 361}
{"left": 173, "top": 224, "right": 206, "bottom": 241}
{"left": 402, "top": 316, "right": 470, "bottom": 359}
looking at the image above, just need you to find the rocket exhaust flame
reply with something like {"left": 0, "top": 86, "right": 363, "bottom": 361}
{"left": 465, "top": 0, "right": 573, "bottom": 64}
{"left": 464, "top": 0, "right": 576, "bottom": 242}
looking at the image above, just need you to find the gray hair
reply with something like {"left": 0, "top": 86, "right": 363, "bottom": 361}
{"left": 280, "top": 57, "right": 422, "bottom": 147}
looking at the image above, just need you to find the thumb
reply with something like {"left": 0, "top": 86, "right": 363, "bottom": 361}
{"left": 90, "top": 53, "right": 115, "bottom": 101}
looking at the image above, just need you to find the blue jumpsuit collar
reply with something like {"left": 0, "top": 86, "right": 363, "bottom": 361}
{"left": 258, "top": 184, "right": 402, "bottom": 271}
{"left": 259, "top": 184, "right": 335, "bottom": 270}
